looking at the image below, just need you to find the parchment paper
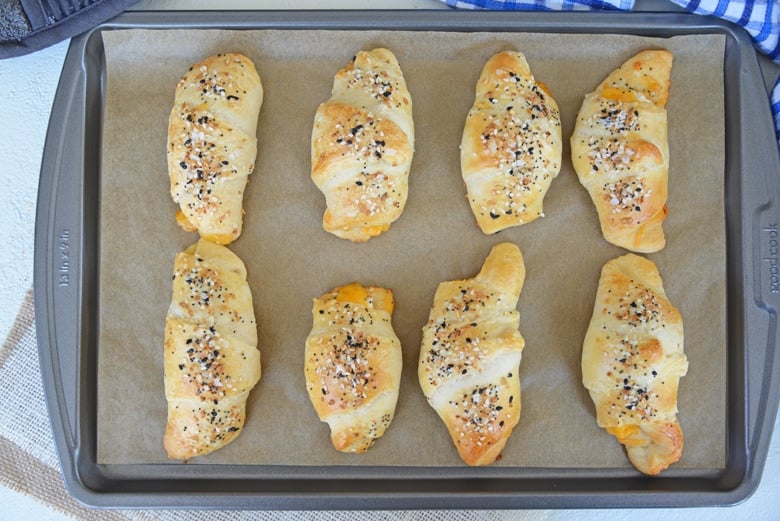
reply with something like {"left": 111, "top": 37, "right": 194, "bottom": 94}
{"left": 97, "top": 28, "right": 726, "bottom": 469}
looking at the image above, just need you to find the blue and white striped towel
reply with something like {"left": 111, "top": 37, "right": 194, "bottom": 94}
{"left": 773, "top": 80, "right": 780, "bottom": 145}
{"left": 442, "top": 0, "right": 780, "bottom": 147}
{"left": 444, "top": 0, "right": 635, "bottom": 10}
{"left": 677, "top": 0, "right": 778, "bottom": 62}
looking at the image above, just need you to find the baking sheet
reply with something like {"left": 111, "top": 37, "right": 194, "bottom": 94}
{"left": 97, "top": 28, "right": 726, "bottom": 468}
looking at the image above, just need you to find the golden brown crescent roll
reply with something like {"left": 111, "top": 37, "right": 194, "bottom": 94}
{"left": 311, "top": 48, "right": 414, "bottom": 242}
{"left": 168, "top": 53, "right": 263, "bottom": 245}
{"left": 305, "top": 282, "right": 403, "bottom": 452}
{"left": 571, "top": 50, "right": 672, "bottom": 253}
{"left": 418, "top": 242, "right": 525, "bottom": 466}
{"left": 164, "top": 238, "right": 261, "bottom": 459}
{"left": 582, "top": 253, "right": 687, "bottom": 475}
{"left": 461, "top": 51, "right": 562, "bottom": 234}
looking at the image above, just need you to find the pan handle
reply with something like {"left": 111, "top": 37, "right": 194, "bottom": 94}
{"left": 33, "top": 28, "right": 104, "bottom": 499}
{"left": 734, "top": 30, "right": 780, "bottom": 499}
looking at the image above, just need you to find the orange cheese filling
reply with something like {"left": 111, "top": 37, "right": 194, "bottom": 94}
{"left": 606, "top": 424, "right": 645, "bottom": 446}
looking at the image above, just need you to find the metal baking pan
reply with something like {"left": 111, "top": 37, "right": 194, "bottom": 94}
{"left": 34, "top": 9, "right": 780, "bottom": 509}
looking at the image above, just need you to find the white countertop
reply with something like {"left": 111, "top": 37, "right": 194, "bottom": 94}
{"left": 0, "top": 1, "right": 778, "bottom": 519}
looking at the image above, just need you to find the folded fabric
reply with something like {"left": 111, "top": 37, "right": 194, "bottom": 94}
{"left": 674, "top": 0, "right": 778, "bottom": 62}
{"left": 441, "top": 0, "right": 779, "bottom": 65}
{"left": 773, "top": 79, "right": 780, "bottom": 145}
{"left": 443, "top": 0, "right": 634, "bottom": 9}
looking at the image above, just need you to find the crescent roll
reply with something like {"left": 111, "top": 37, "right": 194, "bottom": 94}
{"left": 311, "top": 48, "right": 414, "bottom": 242}
{"left": 168, "top": 53, "right": 263, "bottom": 245}
{"left": 164, "top": 238, "right": 261, "bottom": 459}
{"left": 461, "top": 51, "right": 562, "bottom": 234}
{"left": 571, "top": 50, "right": 672, "bottom": 253}
{"left": 418, "top": 242, "right": 526, "bottom": 466}
{"left": 305, "top": 282, "right": 403, "bottom": 452}
{"left": 582, "top": 254, "right": 687, "bottom": 475}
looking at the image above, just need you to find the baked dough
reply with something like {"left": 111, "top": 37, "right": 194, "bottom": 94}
{"left": 163, "top": 238, "right": 261, "bottom": 459}
{"left": 461, "top": 51, "right": 562, "bottom": 234}
{"left": 168, "top": 53, "right": 263, "bottom": 245}
{"left": 418, "top": 242, "right": 525, "bottom": 466}
{"left": 571, "top": 50, "right": 672, "bottom": 253}
{"left": 311, "top": 48, "right": 414, "bottom": 242}
{"left": 304, "top": 282, "right": 403, "bottom": 452}
{"left": 582, "top": 253, "right": 687, "bottom": 475}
